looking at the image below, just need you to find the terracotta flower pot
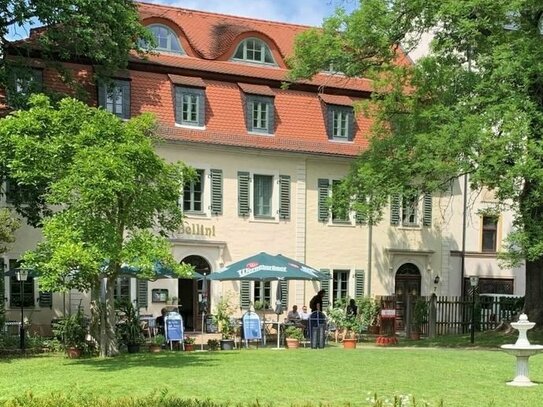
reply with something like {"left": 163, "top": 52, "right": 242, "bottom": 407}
{"left": 149, "top": 344, "right": 161, "bottom": 353}
{"left": 184, "top": 343, "right": 194, "bottom": 351}
{"left": 66, "top": 347, "right": 82, "bottom": 358}
{"left": 342, "top": 338, "right": 357, "bottom": 349}
{"left": 285, "top": 338, "right": 300, "bottom": 349}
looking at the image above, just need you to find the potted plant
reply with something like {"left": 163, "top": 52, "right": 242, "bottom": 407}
{"left": 149, "top": 334, "right": 165, "bottom": 353}
{"left": 358, "top": 297, "right": 381, "bottom": 334}
{"left": 411, "top": 297, "right": 428, "bottom": 340}
{"left": 284, "top": 326, "right": 304, "bottom": 349}
{"left": 116, "top": 301, "right": 145, "bottom": 353}
{"left": 207, "top": 338, "right": 220, "bottom": 351}
{"left": 52, "top": 307, "right": 88, "bottom": 358}
{"left": 253, "top": 300, "right": 269, "bottom": 314}
{"left": 213, "top": 294, "right": 237, "bottom": 350}
{"left": 183, "top": 336, "right": 196, "bottom": 351}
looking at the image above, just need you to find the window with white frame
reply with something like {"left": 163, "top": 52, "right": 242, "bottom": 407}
{"left": 482, "top": 216, "right": 498, "bottom": 252}
{"left": 233, "top": 38, "right": 276, "bottom": 65}
{"left": 253, "top": 174, "right": 273, "bottom": 217}
{"left": 238, "top": 171, "right": 290, "bottom": 220}
{"left": 7, "top": 67, "right": 43, "bottom": 109}
{"left": 390, "top": 193, "right": 433, "bottom": 227}
{"left": 147, "top": 24, "right": 184, "bottom": 54}
{"left": 98, "top": 79, "right": 130, "bottom": 119}
{"left": 326, "top": 105, "right": 354, "bottom": 141}
{"left": 253, "top": 281, "right": 271, "bottom": 307}
{"left": 245, "top": 95, "right": 274, "bottom": 134}
{"left": 174, "top": 86, "right": 205, "bottom": 127}
{"left": 332, "top": 269, "right": 349, "bottom": 305}
{"left": 318, "top": 178, "right": 353, "bottom": 224}
{"left": 8, "top": 259, "right": 35, "bottom": 308}
{"left": 183, "top": 169, "right": 204, "bottom": 212}
{"left": 114, "top": 276, "right": 131, "bottom": 303}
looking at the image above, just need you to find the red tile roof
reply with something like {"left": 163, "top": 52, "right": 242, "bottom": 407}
{"left": 237, "top": 83, "right": 275, "bottom": 96}
{"left": 168, "top": 74, "right": 206, "bottom": 88}
{"left": 319, "top": 94, "right": 355, "bottom": 106}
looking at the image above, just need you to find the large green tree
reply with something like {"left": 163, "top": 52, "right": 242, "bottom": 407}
{"left": 0, "top": 208, "right": 20, "bottom": 327}
{"left": 289, "top": 0, "right": 543, "bottom": 323}
{"left": 0, "top": 95, "right": 193, "bottom": 356}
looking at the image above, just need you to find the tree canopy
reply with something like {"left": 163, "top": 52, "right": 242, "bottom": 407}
{"left": 289, "top": 0, "right": 543, "bottom": 322}
{"left": 0, "top": 95, "right": 193, "bottom": 355}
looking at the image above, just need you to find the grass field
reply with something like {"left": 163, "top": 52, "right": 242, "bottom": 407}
{"left": 1, "top": 334, "right": 543, "bottom": 406}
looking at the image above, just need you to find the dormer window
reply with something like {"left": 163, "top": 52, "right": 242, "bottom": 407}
{"left": 147, "top": 24, "right": 184, "bottom": 54}
{"left": 233, "top": 38, "right": 276, "bottom": 65}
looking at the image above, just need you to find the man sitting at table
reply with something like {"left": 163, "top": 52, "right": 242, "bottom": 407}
{"left": 155, "top": 308, "right": 167, "bottom": 335}
{"left": 287, "top": 305, "right": 301, "bottom": 323}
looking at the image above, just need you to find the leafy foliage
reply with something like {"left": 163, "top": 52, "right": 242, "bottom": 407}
{"left": 52, "top": 307, "right": 88, "bottom": 349}
{"left": 116, "top": 301, "right": 144, "bottom": 346}
{"left": 213, "top": 294, "right": 236, "bottom": 339}
{"left": 289, "top": 0, "right": 543, "bottom": 323}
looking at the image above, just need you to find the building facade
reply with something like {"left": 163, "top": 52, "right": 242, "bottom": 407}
{"left": 1, "top": 2, "right": 524, "bottom": 335}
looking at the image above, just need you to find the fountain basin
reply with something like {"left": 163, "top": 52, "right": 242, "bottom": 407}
{"left": 501, "top": 344, "right": 543, "bottom": 386}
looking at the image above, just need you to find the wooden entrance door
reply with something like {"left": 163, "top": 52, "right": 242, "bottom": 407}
{"left": 179, "top": 255, "right": 211, "bottom": 331}
{"left": 394, "top": 263, "right": 421, "bottom": 330}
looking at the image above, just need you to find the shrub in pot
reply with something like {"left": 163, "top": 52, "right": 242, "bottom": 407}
{"left": 183, "top": 336, "right": 196, "bottom": 351}
{"left": 284, "top": 326, "right": 304, "bottom": 349}
{"left": 149, "top": 334, "right": 165, "bottom": 353}
{"left": 52, "top": 307, "right": 88, "bottom": 358}
{"left": 213, "top": 294, "right": 237, "bottom": 350}
{"left": 116, "top": 301, "right": 145, "bottom": 353}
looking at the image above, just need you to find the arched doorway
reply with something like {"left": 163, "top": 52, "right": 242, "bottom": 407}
{"left": 178, "top": 255, "right": 211, "bottom": 331}
{"left": 394, "top": 263, "right": 421, "bottom": 331}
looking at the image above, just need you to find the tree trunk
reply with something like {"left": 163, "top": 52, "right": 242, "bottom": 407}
{"left": 524, "top": 258, "right": 543, "bottom": 326}
{"left": 90, "top": 278, "right": 120, "bottom": 357}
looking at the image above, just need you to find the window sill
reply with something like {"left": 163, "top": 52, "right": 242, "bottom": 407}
{"left": 175, "top": 123, "right": 206, "bottom": 130}
{"left": 329, "top": 138, "right": 353, "bottom": 143}
{"left": 248, "top": 131, "right": 274, "bottom": 136}
{"left": 249, "top": 216, "right": 279, "bottom": 224}
{"left": 328, "top": 221, "right": 355, "bottom": 227}
{"left": 396, "top": 224, "right": 421, "bottom": 230}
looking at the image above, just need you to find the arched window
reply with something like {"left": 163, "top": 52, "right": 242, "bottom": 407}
{"left": 147, "top": 24, "right": 184, "bottom": 54}
{"left": 232, "top": 38, "right": 276, "bottom": 65}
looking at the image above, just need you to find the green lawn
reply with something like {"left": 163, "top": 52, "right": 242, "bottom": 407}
{"left": 1, "top": 338, "right": 543, "bottom": 406}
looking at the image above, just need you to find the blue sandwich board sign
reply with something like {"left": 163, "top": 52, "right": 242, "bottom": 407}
{"left": 165, "top": 312, "right": 183, "bottom": 345}
{"left": 242, "top": 311, "right": 262, "bottom": 341}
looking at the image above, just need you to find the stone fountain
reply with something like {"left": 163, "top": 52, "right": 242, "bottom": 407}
{"left": 501, "top": 313, "right": 543, "bottom": 386}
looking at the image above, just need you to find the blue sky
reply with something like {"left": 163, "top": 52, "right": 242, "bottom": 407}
{"left": 7, "top": 1, "right": 359, "bottom": 41}
{"left": 145, "top": 0, "right": 358, "bottom": 27}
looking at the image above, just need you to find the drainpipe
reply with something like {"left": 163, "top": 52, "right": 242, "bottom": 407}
{"left": 367, "top": 220, "right": 373, "bottom": 296}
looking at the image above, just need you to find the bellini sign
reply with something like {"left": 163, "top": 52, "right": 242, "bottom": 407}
{"left": 178, "top": 222, "right": 216, "bottom": 237}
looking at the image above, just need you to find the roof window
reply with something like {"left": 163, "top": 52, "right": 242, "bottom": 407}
{"left": 232, "top": 38, "right": 276, "bottom": 65}
{"left": 146, "top": 24, "right": 184, "bottom": 54}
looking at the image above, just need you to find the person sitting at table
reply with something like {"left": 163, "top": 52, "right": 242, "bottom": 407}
{"left": 155, "top": 308, "right": 167, "bottom": 335}
{"left": 287, "top": 305, "right": 301, "bottom": 323}
{"left": 299, "top": 305, "right": 311, "bottom": 320}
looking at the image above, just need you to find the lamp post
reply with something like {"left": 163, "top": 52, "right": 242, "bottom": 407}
{"left": 16, "top": 269, "right": 29, "bottom": 351}
{"left": 469, "top": 275, "right": 479, "bottom": 344}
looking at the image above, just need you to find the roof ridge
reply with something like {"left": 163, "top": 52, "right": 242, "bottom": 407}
{"left": 137, "top": 1, "right": 316, "bottom": 30}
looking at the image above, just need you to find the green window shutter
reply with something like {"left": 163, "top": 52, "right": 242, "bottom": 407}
{"left": 281, "top": 280, "right": 288, "bottom": 309}
{"left": 325, "top": 105, "right": 334, "bottom": 139}
{"left": 240, "top": 281, "right": 251, "bottom": 310}
{"left": 423, "top": 193, "right": 432, "bottom": 227}
{"left": 238, "top": 171, "right": 251, "bottom": 216}
{"left": 390, "top": 194, "right": 401, "bottom": 225}
{"left": 136, "top": 279, "right": 148, "bottom": 310}
{"left": 38, "top": 291, "right": 52, "bottom": 308}
{"left": 279, "top": 175, "right": 290, "bottom": 219}
{"left": 120, "top": 80, "right": 131, "bottom": 119}
{"left": 319, "top": 269, "right": 331, "bottom": 309}
{"left": 355, "top": 197, "right": 367, "bottom": 225}
{"left": 354, "top": 270, "right": 365, "bottom": 298}
{"left": 210, "top": 169, "right": 223, "bottom": 215}
{"left": 318, "top": 179, "right": 330, "bottom": 222}
{"left": 0, "top": 261, "right": 4, "bottom": 323}
{"left": 174, "top": 86, "right": 183, "bottom": 124}
{"left": 197, "top": 89, "right": 206, "bottom": 127}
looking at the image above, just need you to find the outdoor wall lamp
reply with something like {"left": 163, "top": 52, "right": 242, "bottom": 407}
{"left": 434, "top": 276, "right": 440, "bottom": 284}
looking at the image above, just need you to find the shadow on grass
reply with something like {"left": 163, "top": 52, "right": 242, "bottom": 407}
{"left": 73, "top": 350, "right": 235, "bottom": 371}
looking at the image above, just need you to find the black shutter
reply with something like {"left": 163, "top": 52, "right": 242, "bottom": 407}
{"left": 423, "top": 193, "right": 432, "bottom": 227}
{"left": 319, "top": 269, "right": 331, "bottom": 309}
{"left": 136, "top": 279, "right": 148, "bottom": 309}
{"left": 325, "top": 105, "right": 334, "bottom": 139}
{"left": 390, "top": 194, "right": 401, "bottom": 225}
{"left": 240, "top": 281, "right": 251, "bottom": 310}
{"left": 197, "top": 89, "right": 206, "bottom": 127}
{"left": 210, "top": 169, "right": 223, "bottom": 215}
{"left": 279, "top": 175, "right": 290, "bottom": 219}
{"left": 318, "top": 178, "right": 330, "bottom": 222}
{"left": 245, "top": 96, "right": 252, "bottom": 131}
{"left": 120, "top": 80, "right": 131, "bottom": 119}
{"left": 354, "top": 270, "right": 365, "bottom": 298}
{"left": 238, "top": 171, "right": 250, "bottom": 216}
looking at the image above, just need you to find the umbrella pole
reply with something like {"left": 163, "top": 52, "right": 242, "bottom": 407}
{"left": 201, "top": 311, "right": 205, "bottom": 351}
{"left": 276, "top": 313, "right": 280, "bottom": 349}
